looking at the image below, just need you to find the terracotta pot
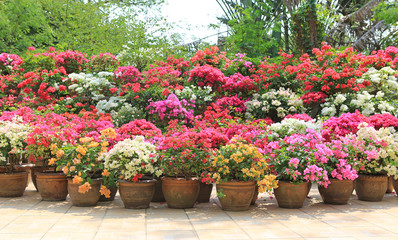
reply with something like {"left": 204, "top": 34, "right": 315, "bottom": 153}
{"left": 306, "top": 182, "right": 312, "bottom": 196}
{"left": 151, "top": 178, "right": 165, "bottom": 202}
{"left": 67, "top": 178, "right": 102, "bottom": 207}
{"left": 386, "top": 176, "right": 394, "bottom": 193}
{"left": 99, "top": 186, "right": 117, "bottom": 202}
{"left": 14, "top": 164, "right": 33, "bottom": 186}
{"left": 119, "top": 180, "right": 155, "bottom": 209}
{"left": 355, "top": 174, "right": 387, "bottom": 202}
{"left": 393, "top": 178, "right": 398, "bottom": 194}
{"left": 318, "top": 179, "right": 354, "bottom": 205}
{"left": 36, "top": 172, "right": 68, "bottom": 201}
{"left": 217, "top": 181, "right": 255, "bottom": 211}
{"left": 250, "top": 184, "right": 259, "bottom": 205}
{"left": 31, "top": 166, "right": 55, "bottom": 191}
{"left": 0, "top": 171, "right": 28, "bottom": 197}
{"left": 162, "top": 177, "right": 200, "bottom": 209}
{"left": 274, "top": 181, "right": 307, "bottom": 209}
{"left": 197, "top": 182, "right": 213, "bottom": 203}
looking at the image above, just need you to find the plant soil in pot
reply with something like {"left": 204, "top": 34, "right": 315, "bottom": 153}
{"left": 36, "top": 171, "right": 68, "bottom": 201}
{"left": 67, "top": 178, "right": 102, "bottom": 207}
{"left": 217, "top": 180, "right": 255, "bottom": 211}
{"left": 119, "top": 179, "right": 155, "bottom": 209}
{"left": 151, "top": 178, "right": 165, "bottom": 202}
{"left": 355, "top": 174, "right": 387, "bottom": 202}
{"left": 318, "top": 179, "right": 354, "bottom": 205}
{"left": 274, "top": 181, "right": 307, "bottom": 209}
{"left": 162, "top": 177, "right": 200, "bottom": 209}
{"left": 0, "top": 171, "right": 29, "bottom": 197}
{"left": 197, "top": 182, "right": 213, "bottom": 203}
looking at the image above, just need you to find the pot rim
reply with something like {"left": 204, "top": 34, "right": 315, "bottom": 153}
{"left": 118, "top": 179, "right": 156, "bottom": 184}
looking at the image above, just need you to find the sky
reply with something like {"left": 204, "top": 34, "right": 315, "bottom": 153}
{"left": 161, "top": 0, "right": 227, "bottom": 44}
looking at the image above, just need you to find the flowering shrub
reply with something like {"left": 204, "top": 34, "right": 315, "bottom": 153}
{"left": 215, "top": 95, "right": 247, "bottom": 117}
{"left": 175, "top": 85, "right": 215, "bottom": 115}
{"left": 0, "top": 119, "right": 30, "bottom": 171}
{"left": 190, "top": 46, "right": 227, "bottom": 68}
{"left": 114, "top": 66, "right": 141, "bottom": 84}
{"left": 103, "top": 136, "right": 162, "bottom": 182}
{"left": 351, "top": 123, "right": 398, "bottom": 177}
{"left": 146, "top": 94, "right": 194, "bottom": 128}
{"left": 211, "top": 139, "right": 278, "bottom": 194}
{"left": 358, "top": 67, "right": 398, "bottom": 97}
{"left": 188, "top": 65, "right": 225, "bottom": 90}
{"left": 68, "top": 72, "right": 115, "bottom": 100}
{"left": 222, "top": 73, "right": 258, "bottom": 98}
{"left": 0, "top": 53, "right": 23, "bottom": 75}
{"left": 158, "top": 130, "right": 214, "bottom": 179}
{"left": 269, "top": 118, "right": 320, "bottom": 139}
{"left": 369, "top": 113, "right": 398, "bottom": 130}
{"left": 117, "top": 119, "right": 161, "bottom": 141}
{"left": 284, "top": 113, "right": 313, "bottom": 122}
{"left": 266, "top": 130, "right": 330, "bottom": 187}
{"left": 245, "top": 88, "right": 304, "bottom": 121}
{"left": 55, "top": 50, "right": 89, "bottom": 74}
{"left": 55, "top": 128, "right": 116, "bottom": 194}
{"left": 22, "top": 49, "right": 56, "bottom": 73}
{"left": 321, "top": 111, "right": 371, "bottom": 141}
{"left": 90, "top": 53, "right": 119, "bottom": 72}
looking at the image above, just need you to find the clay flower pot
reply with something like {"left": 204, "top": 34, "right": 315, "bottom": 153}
{"left": 36, "top": 172, "right": 68, "bottom": 201}
{"left": 274, "top": 181, "right": 307, "bottom": 209}
{"left": 197, "top": 182, "right": 213, "bottom": 203}
{"left": 318, "top": 179, "right": 354, "bottom": 205}
{"left": 151, "top": 178, "right": 165, "bottom": 202}
{"left": 217, "top": 180, "right": 255, "bottom": 211}
{"left": 355, "top": 174, "right": 387, "bottom": 202}
{"left": 31, "top": 166, "right": 55, "bottom": 191}
{"left": 386, "top": 176, "right": 394, "bottom": 193}
{"left": 250, "top": 184, "right": 259, "bottom": 205}
{"left": 67, "top": 178, "right": 102, "bottom": 207}
{"left": 119, "top": 180, "right": 155, "bottom": 209}
{"left": 162, "top": 177, "right": 200, "bottom": 209}
{"left": 99, "top": 186, "right": 117, "bottom": 202}
{"left": 391, "top": 178, "right": 398, "bottom": 195}
{"left": 0, "top": 171, "right": 28, "bottom": 197}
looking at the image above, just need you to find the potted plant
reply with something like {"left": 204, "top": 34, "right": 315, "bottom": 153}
{"left": 266, "top": 130, "right": 330, "bottom": 208}
{"left": 211, "top": 139, "right": 278, "bottom": 211}
{"left": 0, "top": 120, "right": 30, "bottom": 197}
{"left": 315, "top": 137, "right": 359, "bottom": 205}
{"left": 25, "top": 125, "right": 64, "bottom": 190}
{"left": 56, "top": 128, "right": 116, "bottom": 206}
{"left": 353, "top": 123, "right": 397, "bottom": 201}
{"left": 158, "top": 130, "right": 211, "bottom": 209}
{"left": 103, "top": 136, "right": 162, "bottom": 209}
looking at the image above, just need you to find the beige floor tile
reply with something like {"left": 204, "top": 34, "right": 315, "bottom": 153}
{"left": 339, "top": 226, "right": 398, "bottom": 238}
{"left": 41, "top": 231, "right": 97, "bottom": 240}
{"left": 147, "top": 230, "right": 198, "bottom": 240}
{"left": 244, "top": 227, "right": 302, "bottom": 239}
{"left": 94, "top": 230, "right": 145, "bottom": 240}
{"left": 196, "top": 229, "right": 250, "bottom": 240}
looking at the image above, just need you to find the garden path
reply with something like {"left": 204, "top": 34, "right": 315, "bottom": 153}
{"left": 0, "top": 182, "right": 397, "bottom": 240}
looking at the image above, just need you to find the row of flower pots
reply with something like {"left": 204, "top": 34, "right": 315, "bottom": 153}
{"left": 1, "top": 168, "right": 396, "bottom": 211}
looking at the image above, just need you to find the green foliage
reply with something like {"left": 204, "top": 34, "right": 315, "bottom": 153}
{"left": 375, "top": 1, "right": 398, "bottom": 24}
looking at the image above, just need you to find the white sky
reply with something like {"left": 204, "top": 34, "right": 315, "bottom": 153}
{"left": 161, "top": 0, "right": 227, "bottom": 44}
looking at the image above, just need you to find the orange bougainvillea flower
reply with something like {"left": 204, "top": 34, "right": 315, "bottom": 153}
{"left": 100, "top": 128, "right": 116, "bottom": 139}
{"left": 56, "top": 149, "right": 64, "bottom": 158}
{"left": 62, "top": 166, "right": 69, "bottom": 174}
{"left": 76, "top": 145, "right": 87, "bottom": 156}
{"left": 78, "top": 182, "right": 92, "bottom": 194}
{"left": 88, "top": 141, "right": 99, "bottom": 148}
{"left": 72, "top": 175, "right": 83, "bottom": 184}
{"left": 102, "top": 169, "right": 110, "bottom": 177}
{"left": 100, "top": 185, "right": 111, "bottom": 198}
{"left": 101, "top": 141, "right": 109, "bottom": 147}
{"left": 48, "top": 158, "right": 57, "bottom": 165}
{"left": 73, "top": 158, "right": 81, "bottom": 165}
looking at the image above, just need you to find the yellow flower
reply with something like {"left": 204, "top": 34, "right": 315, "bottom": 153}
{"left": 50, "top": 143, "right": 58, "bottom": 154}
{"left": 62, "top": 166, "right": 69, "bottom": 174}
{"left": 102, "top": 169, "right": 110, "bottom": 177}
{"left": 101, "top": 141, "right": 109, "bottom": 147}
{"left": 79, "top": 137, "right": 93, "bottom": 144}
{"left": 73, "top": 158, "right": 81, "bottom": 165}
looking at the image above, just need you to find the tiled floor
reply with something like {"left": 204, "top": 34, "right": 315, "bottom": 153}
{"left": 0, "top": 182, "right": 397, "bottom": 240}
